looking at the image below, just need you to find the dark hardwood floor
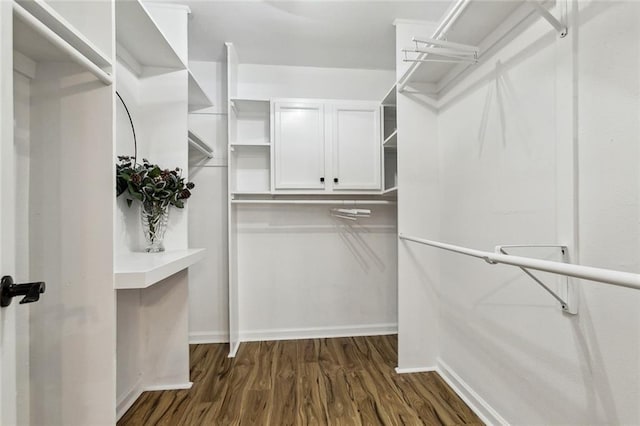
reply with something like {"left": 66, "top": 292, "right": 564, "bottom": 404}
{"left": 118, "top": 335, "right": 482, "bottom": 425}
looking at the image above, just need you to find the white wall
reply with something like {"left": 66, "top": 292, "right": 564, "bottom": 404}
{"left": 187, "top": 61, "right": 230, "bottom": 343}
{"left": 395, "top": 21, "right": 441, "bottom": 371}
{"left": 238, "top": 63, "right": 395, "bottom": 101}
{"left": 237, "top": 65, "right": 397, "bottom": 339}
{"left": 236, "top": 206, "right": 397, "bottom": 339}
{"left": 399, "top": 1, "right": 640, "bottom": 423}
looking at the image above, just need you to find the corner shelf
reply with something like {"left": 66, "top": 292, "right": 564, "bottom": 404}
{"left": 15, "top": 0, "right": 112, "bottom": 69}
{"left": 230, "top": 98, "right": 270, "bottom": 114}
{"left": 115, "top": 0, "right": 185, "bottom": 72}
{"left": 115, "top": 249, "right": 205, "bottom": 289}
{"left": 188, "top": 130, "right": 213, "bottom": 158}
{"left": 381, "top": 83, "right": 397, "bottom": 106}
{"left": 383, "top": 129, "right": 398, "bottom": 147}
{"left": 189, "top": 70, "right": 214, "bottom": 111}
{"left": 383, "top": 186, "right": 398, "bottom": 195}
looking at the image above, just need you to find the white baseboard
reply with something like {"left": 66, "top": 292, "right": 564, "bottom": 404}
{"left": 143, "top": 382, "right": 193, "bottom": 392}
{"left": 116, "top": 378, "right": 143, "bottom": 421}
{"left": 394, "top": 366, "right": 437, "bottom": 374}
{"left": 228, "top": 341, "right": 240, "bottom": 358}
{"left": 436, "top": 359, "right": 508, "bottom": 426}
{"left": 239, "top": 323, "right": 398, "bottom": 343}
{"left": 189, "top": 330, "right": 229, "bottom": 344}
{"left": 116, "top": 380, "right": 194, "bottom": 420}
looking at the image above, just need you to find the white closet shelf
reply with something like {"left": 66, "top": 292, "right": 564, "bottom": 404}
{"left": 381, "top": 83, "right": 397, "bottom": 106}
{"left": 398, "top": 0, "right": 538, "bottom": 95}
{"left": 230, "top": 143, "right": 270, "bottom": 147}
{"left": 230, "top": 98, "right": 270, "bottom": 114}
{"left": 115, "top": 0, "right": 186, "bottom": 72}
{"left": 189, "top": 70, "right": 214, "bottom": 111}
{"left": 15, "top": 0, "right": 111, "bottom": 69}
{"left": 383, "top": 130, "right": 398, "bottom": 147}
{"left": 115, "top": 249, "right": 205, "bottom": 290}
{"left": 231, "top": 191, "right": 272, "bottom": 195}
{"left": 188, "top": 130, "right": 214, "bottom": 158}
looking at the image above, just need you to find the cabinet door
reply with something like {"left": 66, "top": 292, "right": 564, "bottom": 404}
{"left": 331, "top": 103, "right": 381, "bottom": 190}
{"left": 274, "top": 102, "right": 325, "bottom": 190}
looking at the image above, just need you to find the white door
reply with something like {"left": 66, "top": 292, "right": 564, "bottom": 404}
{"left": 273, "top": 101, "right": 326, "bottom": 190}
{"left": 331, "top": 103, "right": 381, "bottom": 190}
{"left": 0, "top": 2, "right": 18, "bottom": 423}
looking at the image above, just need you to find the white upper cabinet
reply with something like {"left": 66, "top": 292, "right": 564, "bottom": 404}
{"left": 272, "top": 99, "right": 381, "bottom": 193}
{"left": 331, "top": 103, "right": 381, "bottom": 190}
{"left": 273, "top": 101, "right": 326, "bottom": 190}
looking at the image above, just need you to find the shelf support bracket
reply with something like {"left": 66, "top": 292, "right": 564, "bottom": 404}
{"left": 496, "top": 245, "right": 577, "bottom": 314}
{"left": 527, "top": 0, "right": 568, "bottom": 38}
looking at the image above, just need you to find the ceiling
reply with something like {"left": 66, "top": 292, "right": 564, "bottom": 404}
{"left": 178, "top": 1, "right": 453, "bottom": 70}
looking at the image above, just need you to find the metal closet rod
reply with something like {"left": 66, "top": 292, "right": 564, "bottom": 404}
{"left": 232, "top": 199, "right": 396, "bottom": 205}
{"left": 397, "top": 0, "right": 471, "bottom": 91}
{"left": 13, "top": 3, "right": 113, "bottom": 85}
{"left": 399, "top": 234, "right": 640, "bottom": 291}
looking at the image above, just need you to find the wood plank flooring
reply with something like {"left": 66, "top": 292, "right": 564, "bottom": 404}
{"left": 118, "top": 335, "right": 482, "bottom": 425}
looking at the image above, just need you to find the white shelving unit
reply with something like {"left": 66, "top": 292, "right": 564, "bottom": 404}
{"left": 229, "top": 97, "right": 272, "bottom": 194}
{"left": 381, "top": 84, "right": 398, "bottom": 193}
{"left": 8, "top": 2, "right": 116, "bottom": 423}
{"left": 115, "top": 0, "right": 186, "bottom": 73}
{"left": 113, "top": 4, "right": 203, "bottom": 421}
{"left": 397, "top": 0, "right": 566, "bottom": 96}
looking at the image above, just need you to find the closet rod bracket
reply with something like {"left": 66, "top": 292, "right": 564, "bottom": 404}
{"left": 495, "top": 245, "right": 577, "bottom": 314}
{"left": 527, "top": 0, "right": 568, "bottom": 38}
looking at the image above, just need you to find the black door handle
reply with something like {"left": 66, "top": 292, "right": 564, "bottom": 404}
{"left": 320, "top": 177, "right": 325, "bottom": 183}
{"left": 1, "top": 276, "right": 45, "bottom": 307}
{"left": 334, "top": 178, "right": 339, "bottom": 183}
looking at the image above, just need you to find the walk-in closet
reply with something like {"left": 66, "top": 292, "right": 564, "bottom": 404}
{"left": 0, "top": 0, "right": 639, "bottom": 425}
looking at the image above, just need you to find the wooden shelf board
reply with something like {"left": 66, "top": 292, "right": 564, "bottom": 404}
{"left": 115, "top": 0, "right": 185, "bottom": 70}
{"left": 115, "top": 249, "right": 205, "bottom": 289}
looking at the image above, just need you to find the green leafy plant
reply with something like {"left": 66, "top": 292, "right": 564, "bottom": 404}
{"left": 116, "top": 156, "right": 194, "bottom": 208}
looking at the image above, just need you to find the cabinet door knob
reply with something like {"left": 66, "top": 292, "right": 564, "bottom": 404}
{"left": 320, "top": 177, "right": 325, "bottom": 183}
{"left": 334, "top": 178, "right": 339, "bottom": 183}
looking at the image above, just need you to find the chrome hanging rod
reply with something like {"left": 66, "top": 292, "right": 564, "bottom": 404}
{"left": 13, "top": 2, "right": 113, "bottom": 85}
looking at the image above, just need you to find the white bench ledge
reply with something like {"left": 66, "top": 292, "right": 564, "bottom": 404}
{"left": 115, "top": 249, "right": 205, "bottom": 289}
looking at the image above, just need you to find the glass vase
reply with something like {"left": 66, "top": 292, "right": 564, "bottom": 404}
{"left": 141, "top": 201, "right": 169, "bottom": 253}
